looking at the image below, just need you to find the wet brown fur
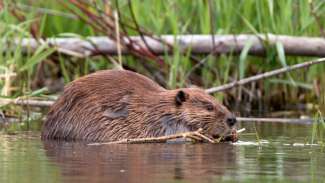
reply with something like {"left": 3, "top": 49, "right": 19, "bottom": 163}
{"left": 41, "top": 70, "right": 235, "bottom": 142}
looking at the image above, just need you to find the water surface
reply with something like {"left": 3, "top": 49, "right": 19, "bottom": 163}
{"left": 1, "top": 122, "right": 325, "bottom": 183}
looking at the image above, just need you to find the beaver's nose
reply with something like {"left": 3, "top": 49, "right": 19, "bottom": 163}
{"left": 226, "top": 116, "right": 237, "bottom": 127}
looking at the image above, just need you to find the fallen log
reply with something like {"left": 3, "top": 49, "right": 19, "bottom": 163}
{"left": 15, "top": 34, "right": 325, "bottom": 57}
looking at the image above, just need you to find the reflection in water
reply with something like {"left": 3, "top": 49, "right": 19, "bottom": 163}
{"left": 0, "top": 133, "right": 62, "bottom": 183}
{"left": 43, "top": 141, "right": 237, "bottom": 183}
{"left": 1, "top": 123, "right": 325, "bottom": 183}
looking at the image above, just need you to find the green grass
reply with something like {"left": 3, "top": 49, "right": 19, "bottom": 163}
{"left": 0, "top": 0, "right": 324, "bottom": 119}
{"left": 311, "top": 110, "right": 325, "bottom": 145}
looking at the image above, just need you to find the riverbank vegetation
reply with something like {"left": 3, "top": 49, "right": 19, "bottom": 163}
{"left": 0, "top": 0, "right": 324, "bottom": 132}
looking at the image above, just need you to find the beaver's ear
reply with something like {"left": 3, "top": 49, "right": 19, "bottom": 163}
{"left": 175, "top": 90, "right": 188, "bottom": 106}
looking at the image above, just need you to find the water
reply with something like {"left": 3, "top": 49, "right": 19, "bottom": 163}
{"left": 1, "top": 122, "right": 325, "bottom": 183}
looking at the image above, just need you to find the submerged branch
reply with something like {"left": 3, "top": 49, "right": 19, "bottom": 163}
{"left": 206, "top": 57, "right": 325, "bottom": 93}
{"left": 12, "top": 34, "right": 325, "bottom": 57}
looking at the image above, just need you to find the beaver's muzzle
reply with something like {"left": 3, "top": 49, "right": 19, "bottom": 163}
{"left": 222, "top": 116, "right": 238, "bottom": 142}
{"left": 226, "top": 116, "right": 237, "bottom": 127}
{"left": 212, "top": 115, "right": 238, "bottom": 142}
{"left": 212, "top": 129, "right": 238, "bottom": 142}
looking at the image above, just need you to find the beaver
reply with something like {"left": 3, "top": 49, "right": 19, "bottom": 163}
{"left": 41, "top": 69, "right": 237, "bottom": 142}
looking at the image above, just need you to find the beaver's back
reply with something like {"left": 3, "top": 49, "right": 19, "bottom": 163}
{"left": 41, "top": 69, "right": 165, "bottom": 141}
{"left": 71, "top": 69, "right": 164, "bottom": 94}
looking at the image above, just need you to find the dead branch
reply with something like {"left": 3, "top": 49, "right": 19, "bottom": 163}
{"left": 12, "top": 34, "right": 325, "bottom": 57}
{"left": 0, "top": 98, "right": 54, "bottom": 107}
{"left": 205, "top": 57, "right": 325, "bottom": 93}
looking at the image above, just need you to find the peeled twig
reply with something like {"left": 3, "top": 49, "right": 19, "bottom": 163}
{"left": 88, "top": 128, "right": 217, "bottom": 145}
{"left": 206, "top": 57, "right": 325, "bottom": 93}
{"left": 236, "top": 128, "right": 246, "bottom": 133}
{"left": 192, "top": 131, "right": 215, "bottom": 143}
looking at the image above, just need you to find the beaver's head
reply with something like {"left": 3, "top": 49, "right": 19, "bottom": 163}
{"left": 158, "top": 88, "right": 237, "bottom": 142}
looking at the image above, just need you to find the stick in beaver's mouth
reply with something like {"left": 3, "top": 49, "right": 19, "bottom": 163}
{"left": 88, "top": 128, "right": 246, "bottom": 145}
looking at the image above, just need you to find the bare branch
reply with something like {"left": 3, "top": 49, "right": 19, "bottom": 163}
{"left": 205, "top": 57, "right": 325, "bottom": 93}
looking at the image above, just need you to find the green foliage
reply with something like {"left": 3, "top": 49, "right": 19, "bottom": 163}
{"left": 0, "top": 0, "right": 324, "bottom": 112}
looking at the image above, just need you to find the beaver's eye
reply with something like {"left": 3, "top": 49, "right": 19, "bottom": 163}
{"left": 206, "top": 104, "right": 214, "bottom": 111}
